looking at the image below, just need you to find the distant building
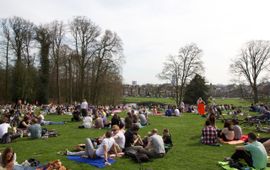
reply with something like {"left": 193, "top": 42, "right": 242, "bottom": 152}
{"left": 132, "top": 81, "right": 137, "bottom": 86}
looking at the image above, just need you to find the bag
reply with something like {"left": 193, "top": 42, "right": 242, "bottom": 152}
{"left": 125, "top": 148, "right": 150, "bottom": 163}
{"left": 125, "top": 148, "right": 137, "bottom": 159}
{"left": 135, "top": 153, "right": 150, "bottom": 163}
{"left": 1, "top": 133, "right": 11, "bottom": 144}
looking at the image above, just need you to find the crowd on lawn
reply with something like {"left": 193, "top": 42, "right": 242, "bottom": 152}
{"left": 0, "top": 99, "right": 174, "bottom": 169}
{"left": 1, "top": 97, "right": 270, "bottom": 169}
{"left": 200, "top": 98, "right": 270, "bottom": 170}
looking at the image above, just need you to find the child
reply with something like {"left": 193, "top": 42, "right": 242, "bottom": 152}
{"left": 163, "top": 128, "right": 173, "bottom": 152}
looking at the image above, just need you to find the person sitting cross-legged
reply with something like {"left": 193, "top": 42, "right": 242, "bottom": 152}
{"left": 201, "top": 120, "right": 218, "bottom": 146}
{"left": 226, "top": 132, "right": 267, "bottom": 170}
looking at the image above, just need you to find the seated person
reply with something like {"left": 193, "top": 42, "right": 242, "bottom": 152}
{"left": 112, "top": 125, "right": 125, "bottom": 151}
{"left": 232, "top": 119, "right": 242, "bottom": 140}
{"left": 66, "top": 130, "right": 121, "bottom": 166}
{"left": 0, "top": 117, "right": 21, "bottom": 143}
{"left": 138, "top": 111, "right": 148, "bottom": 126}
{"left": 124, "top": 124, "right": 143, "bottom": 150}
{"left": 94, "top": 115, "right": 104, "bottom": 129}
{"left": 219, "top": 120, "right": 235, "bottom": 141}
{"left": 134, "top": 129, "right": 166, "bottom": 158}
{"left": 78, "top": 114, "right": 92, "bottom": 129}
{"left": 201, "top": 120, "right": 218, "bottom": 145}
{"left": 165, "top": 107, "right": 173, "bottom": 116}
{"left": 163, "top": 128, "right": 173, "bottom": 147}
{"left": 124, "top": 112, "right": 133, "bottom": 130}
{"left": 18, "top": 116, "right": 31, "bottom": 130}
{"left": 28, "top": 118, "right": 42, "bottom": 139}
{"left": 226, "top": 133, "right": 267, "bottom": 170}
{"left": 71, "top": 108, "right": 81, "bottom": 122}
{"left": 111, "top": 113, "right": 121, "bottom": 127}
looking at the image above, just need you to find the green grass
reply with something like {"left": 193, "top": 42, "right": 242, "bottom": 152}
{"left": 122, "top": 97, "right": 175, "bottom": 105}
{"left": 2, "top": 111, "right": 266, "bottom": 170}
{"left": 213, "top": 98, "right": 251, "bottom": 107}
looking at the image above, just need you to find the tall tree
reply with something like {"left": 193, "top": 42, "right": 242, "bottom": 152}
{"left": 159, "top": 43, "right": 203, "bottom": 106}
{"left": 0, "top": 19, "right": 11, "bottom": 101}
{"left": 8, "top": 17, "right": 34, "bottom": 101}
{"left": 90, "top": 30, "right": 124, "bottom": 104}
{"left": 35, "top": 25, "right": 51, "bottom": 104}
{"left": 51, "top": 21, "right": 65, "bottom": 104}
{"left": 231, "top": 40, "right": 270, "bottom": 103}
{"left": 70, "top": 16, "right": 100, "bottom": 99}
{"left": 183, "top": 74, "right": 208, "bottom": 104}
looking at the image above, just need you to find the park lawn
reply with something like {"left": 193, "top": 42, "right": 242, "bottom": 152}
{"left": 0, "top": 112, "right": 266, "bottom": 170}
{"left": 122, "top": 97, "right": 175, "bottom": 105}
{"left": 213, "top": 98, "right": 251, "bottom": 107}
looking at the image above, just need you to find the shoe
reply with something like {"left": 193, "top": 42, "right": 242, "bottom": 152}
{"left": 104, "top": 162, "right": 111, "bottom": 166}
{"left": 224, "top": 157, "right": 232, "bottom": 162}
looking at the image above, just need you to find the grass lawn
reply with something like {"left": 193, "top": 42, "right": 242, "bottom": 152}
{"left": 1, "top": 111, "right": 266, "bottom": 170}
{"left": 122, "top": 97, "right": 175, "bottom": 105}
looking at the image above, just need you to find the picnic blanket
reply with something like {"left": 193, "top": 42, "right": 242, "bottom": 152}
{"left": 67, "top": 156, "right": 116, "bottom": 168}
{"left": 222, "top": 135, "right": 248, "bottom": 145}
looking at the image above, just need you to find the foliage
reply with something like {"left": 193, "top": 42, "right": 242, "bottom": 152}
{"left": 183, "top": 74, "right": 209, "bottom": 104}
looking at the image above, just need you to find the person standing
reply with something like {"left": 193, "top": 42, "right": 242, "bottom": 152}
{"left": 197, "top": 97, "right": 205, "bottom": 116}
{"left": 80, "top": 99, "right": 88, "bottom": 117}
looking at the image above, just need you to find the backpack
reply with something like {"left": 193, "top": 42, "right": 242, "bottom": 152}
{"left": 135, "top": 153, "right": 150, "bottom": 163}
{"left": 1, "top": 133, "right": 11, "bottom": 144}
{"left": 125, "top": 148, "right": 150, "bottom": 163}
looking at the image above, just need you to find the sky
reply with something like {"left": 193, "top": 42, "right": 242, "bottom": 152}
{"left": 1, "top": 0, "right": 270, "bottom": 85}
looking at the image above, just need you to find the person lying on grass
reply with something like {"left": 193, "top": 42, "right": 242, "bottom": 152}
{"left": 66, "top": 130, "right": 122, "bottom": 166}
{"left": 225, "top": 132, "right": 267, "bottom": 170}
{"left": 0, "top": 147, "right": 16, "bottom": 170}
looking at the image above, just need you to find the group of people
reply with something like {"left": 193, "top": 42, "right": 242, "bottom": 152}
{"left": 201, "top": 109, "right": 270, "bottom": 169}
{"left": 66, "top": 124, "right": 172, "bottom": 166}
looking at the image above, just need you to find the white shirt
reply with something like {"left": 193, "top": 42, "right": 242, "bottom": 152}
{"left": 81, "top": 101, "right": 88, "bottom": 110}
{"left": 95, "top": 137, "right": 115, "bottom": 157}
{"left": 149, "top": 134, "right": 165, "bottom": 154}
{"left": 0, "top": 123, "right": 11, "bottom": 139}
{"left": 175, "top": 109, "right": 180, "bottom": 116}
{"left": 113, "top": 131, "right": 125, "bottom": 149}
{"left": 83, "top": 116, "right": 92, "bottom": 128}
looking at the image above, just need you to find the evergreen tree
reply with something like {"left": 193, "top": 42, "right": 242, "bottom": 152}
{"left": 184, "top": 74, "right": 209, "bottom": 104}
{"left": 35, "top": 26, "right": 51, "bottom": 104}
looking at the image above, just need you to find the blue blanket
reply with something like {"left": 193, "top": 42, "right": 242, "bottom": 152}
{"left": 67, "top": 156, "right": 116, "bottom": 168}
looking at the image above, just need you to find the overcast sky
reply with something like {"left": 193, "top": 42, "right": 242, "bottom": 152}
{"left": 1, "top": 0, "right": 270, "bottom": 85}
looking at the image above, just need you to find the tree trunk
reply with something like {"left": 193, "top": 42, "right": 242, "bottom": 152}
{"left": 253, "top": 85, "right": 258, "bottom": 104}
{"left": 5, "top": 38, "right": 9, "bottom": 102}
{"left": 68, "top": 59, "right": 73, "bottom": 103}
{"left": 56, "top": 60, "right": 60, "bottom": 104}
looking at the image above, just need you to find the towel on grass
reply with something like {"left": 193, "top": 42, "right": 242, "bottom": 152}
{"left": 218, "top": 161, "right": 270, "bottom": 170}
{"left": 222, "top": 135, "right": 248, "bottom": 145}
{"left": 67, "top": 156, "right": 116, "bottom": 168}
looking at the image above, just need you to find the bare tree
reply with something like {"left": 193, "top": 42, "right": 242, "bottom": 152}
{"left": 90, "top": 30, "right": 124, "bottom": 104}
{"left": 8, "top": 16, "right": 36, "bottom": 101}
{"left": 70, "top": 16, "right": 100, "bottom": 99}
{"left": 159, "top": 43, "right": 203, "bottom": 106}
{"left": 0, "top": 19, "right": 11, "bottom": 101}
{"left": 231, "top": 40, "right": 270, "bottom": 103}
{"left": 51, "top": 21, "right": 65, "bottom": 104}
